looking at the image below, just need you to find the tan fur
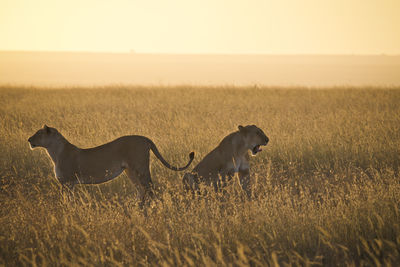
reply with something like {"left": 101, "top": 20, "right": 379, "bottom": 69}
{"left": 183, "top": 125, "right": 268, "bottom": 197}
{"left": 28, "top": 125, "right": 194, "bottom": 202}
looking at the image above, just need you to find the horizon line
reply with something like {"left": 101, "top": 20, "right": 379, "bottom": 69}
{"left": 1, "top": 49, "right": 399, "bottom": 57}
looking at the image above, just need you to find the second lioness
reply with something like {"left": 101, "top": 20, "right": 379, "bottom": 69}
{"left": 183, "top": 125, "right": 269, "bottom": 196}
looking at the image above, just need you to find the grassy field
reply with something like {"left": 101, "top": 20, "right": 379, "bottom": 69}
{"left": 1, "top": 85, "right": 400, "bottom": 266}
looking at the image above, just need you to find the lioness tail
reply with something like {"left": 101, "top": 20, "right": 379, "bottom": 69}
{"left": 148, "top": 139, "right": 194, "bottom": 171}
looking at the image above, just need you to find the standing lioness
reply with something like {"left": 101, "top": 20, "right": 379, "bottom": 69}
{"left": 183, "top": 125, "right": 268, "bottom": 197}
{"left": 28, "top": 125, "right": 194, "bottom": 202}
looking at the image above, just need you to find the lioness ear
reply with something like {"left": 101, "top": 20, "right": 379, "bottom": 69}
{"left": 43, "top": 125, "right": 50, "bottom": 133}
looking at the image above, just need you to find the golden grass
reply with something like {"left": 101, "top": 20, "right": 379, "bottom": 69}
{"left": 1, "top": 85, "right": 400, "bottom": 266}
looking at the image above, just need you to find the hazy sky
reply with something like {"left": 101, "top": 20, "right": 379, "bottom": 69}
{"left": 1, "top": 0, "right": 399, "bottom": 54}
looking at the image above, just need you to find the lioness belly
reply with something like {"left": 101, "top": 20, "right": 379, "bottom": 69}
{"left": 78, "top": 165, "right": 126, "bottom": 184}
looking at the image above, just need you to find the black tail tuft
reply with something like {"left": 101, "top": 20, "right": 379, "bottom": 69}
{"left": 189, "top": 152, "right": 195, "bottom": 160}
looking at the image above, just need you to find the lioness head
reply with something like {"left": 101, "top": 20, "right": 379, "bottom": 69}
{"left": 28, "top": 125, "right": 60, "bottom": 149}
{"left": 238, "top": 125, "right": 269, "bottom": 155}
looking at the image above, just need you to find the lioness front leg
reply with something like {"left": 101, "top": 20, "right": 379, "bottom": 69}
{"left": 60, "top": 181, "right": 75, "bottom": 201}
{"left": 239, "top": 167, "right": 251, "bottom": 198}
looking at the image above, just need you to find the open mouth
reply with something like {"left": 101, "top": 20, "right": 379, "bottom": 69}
{"left": 29, "top": 142, "right": 37, "bottom": 149}
{"left": 252, "top": 144, "right": 265, "bottom": 155}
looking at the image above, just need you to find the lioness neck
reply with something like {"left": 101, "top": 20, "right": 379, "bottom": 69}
{"left": 230, "top": 132, "right": 248, "bottom": 156}
{"left": 45, "top": 134, "right": 77, "bottom": 163}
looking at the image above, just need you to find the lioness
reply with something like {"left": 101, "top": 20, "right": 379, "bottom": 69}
{"left": 183, "top": 125, "right": 268, "bottom": 197}
{"left": 28, "top": 125, "right": 194, "bottom": 202}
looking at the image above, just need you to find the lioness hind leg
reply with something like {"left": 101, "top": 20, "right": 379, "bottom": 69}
{"left": 183, "top": 173, "right": 196, "bottom": 192}
{"left": 136, "top": 167, "right": 154, "bottom": 199}
{"left": 125, "top": 167, "right": 154, "bottom": 207}
{"left": 125, "top": 168, "right": 145, "bottom": 204}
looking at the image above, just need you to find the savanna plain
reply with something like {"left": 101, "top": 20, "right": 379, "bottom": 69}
{"left": 1, "top": 86, "right": 400, "bottom": 266}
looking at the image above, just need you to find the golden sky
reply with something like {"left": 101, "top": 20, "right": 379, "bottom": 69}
{"left": 1, "top": 0, "right": 399, "bottom": 54}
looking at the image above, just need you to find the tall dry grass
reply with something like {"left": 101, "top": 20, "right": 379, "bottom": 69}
{"left": 1, "top": 86, "right": 400, "bottom": 266}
